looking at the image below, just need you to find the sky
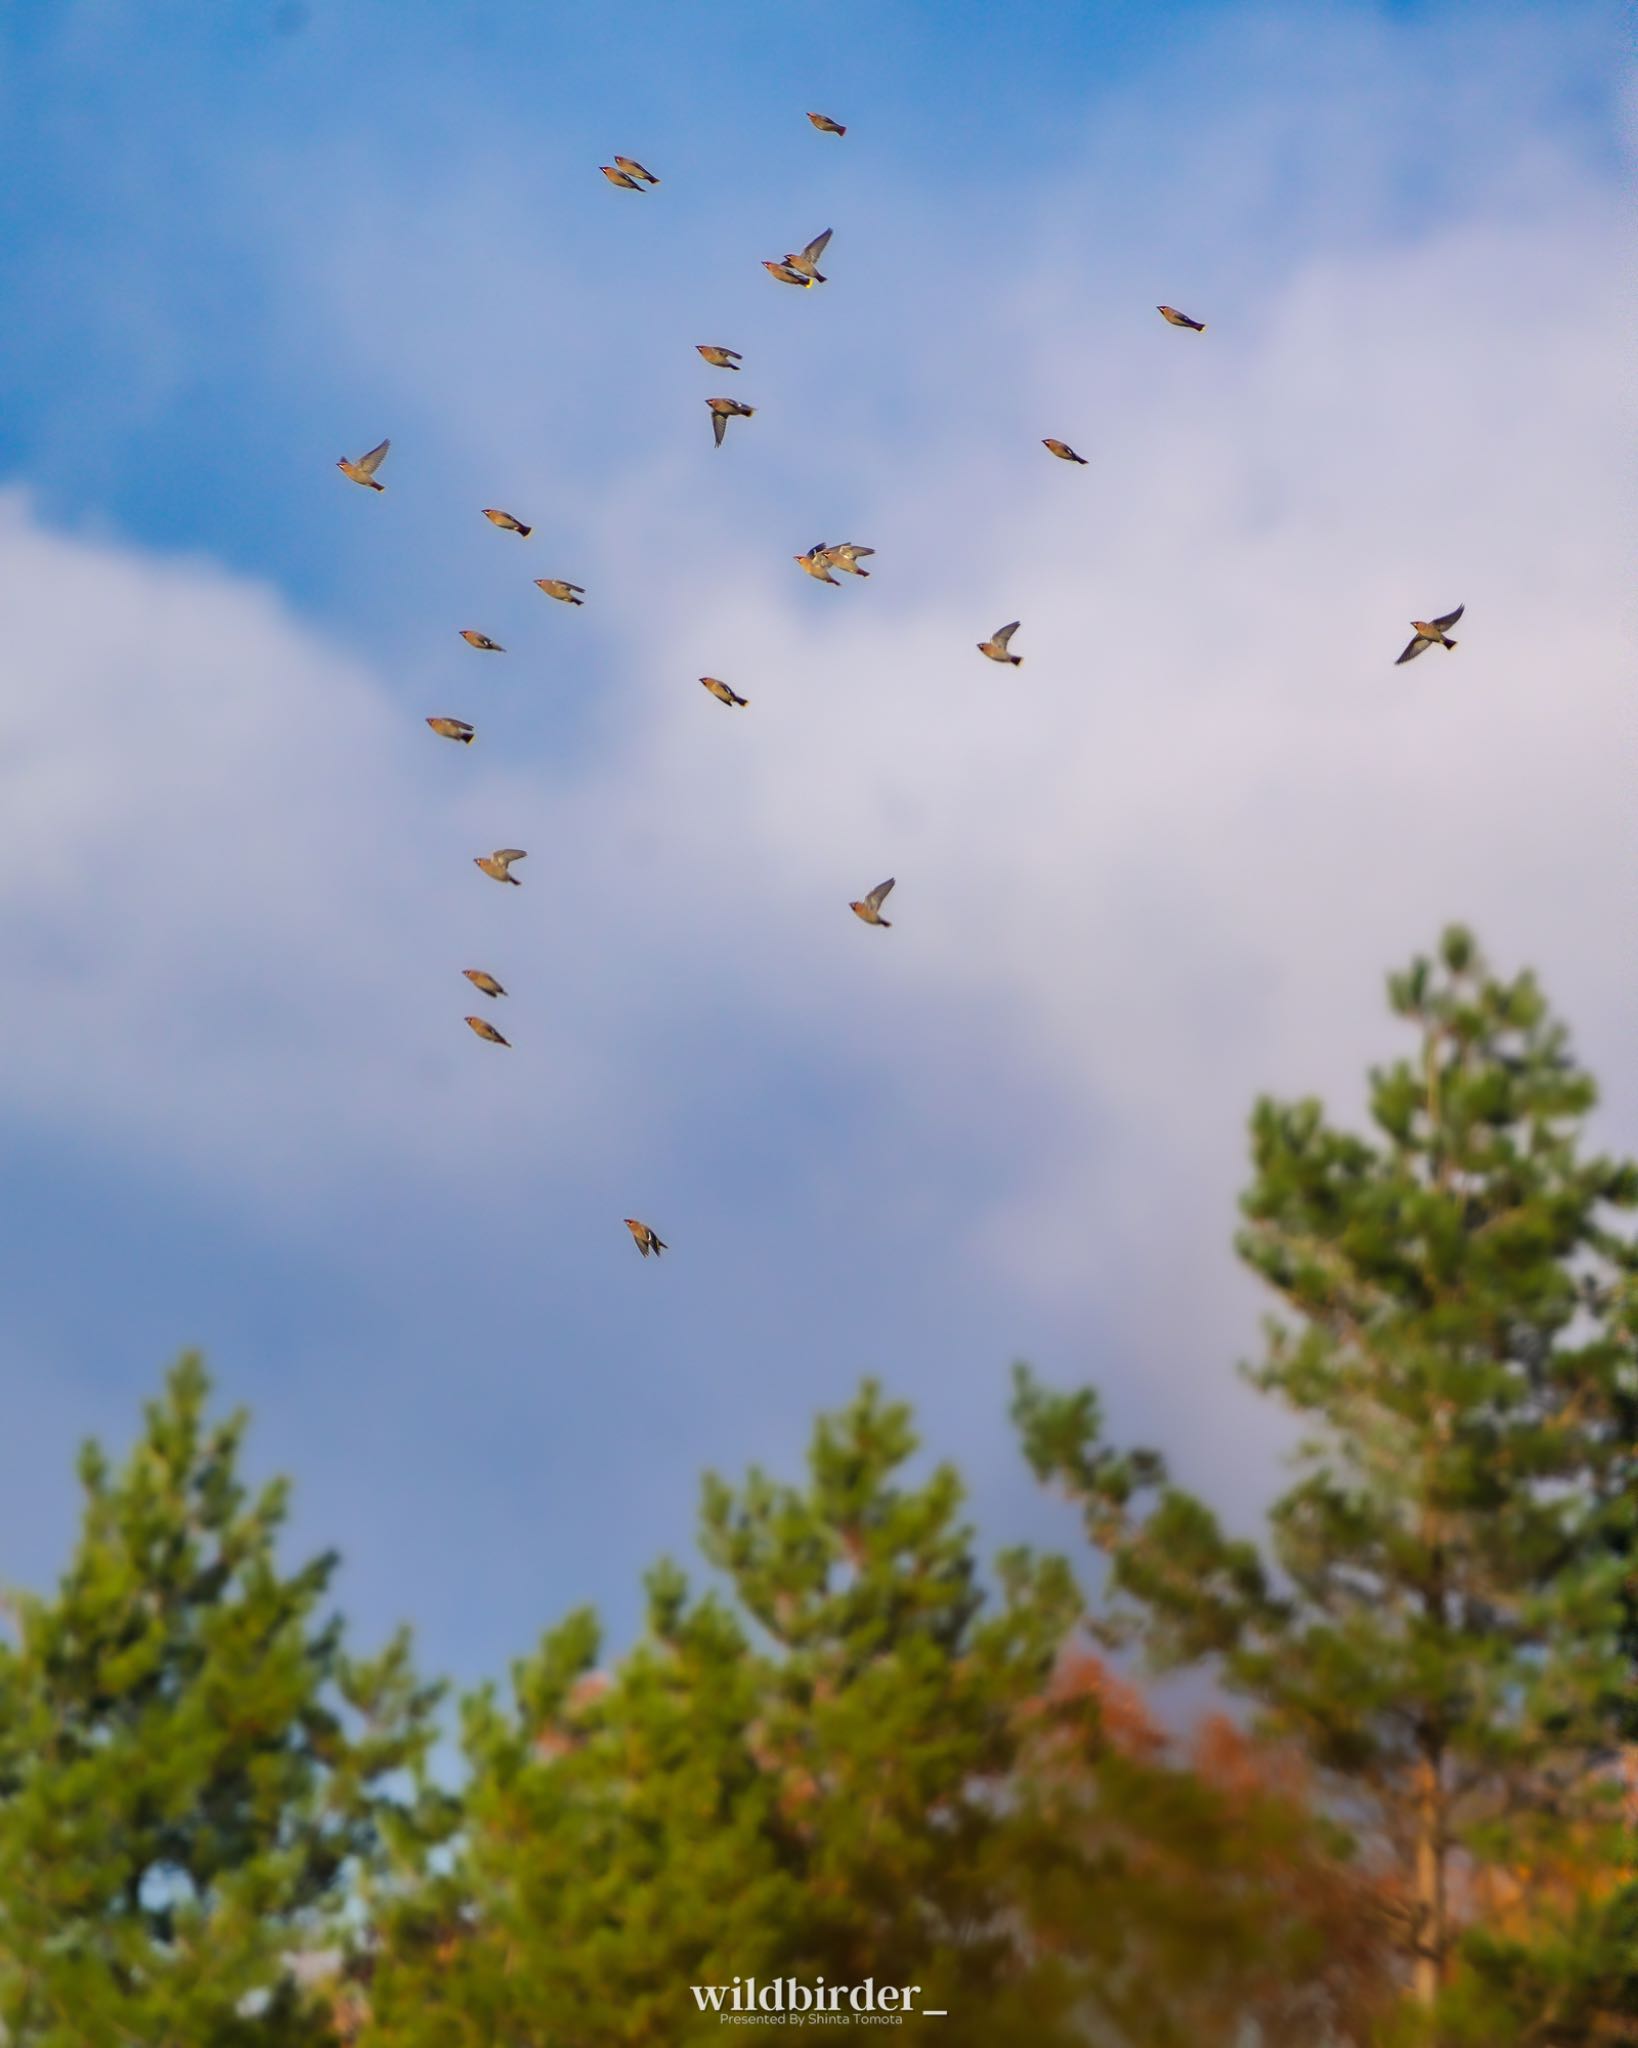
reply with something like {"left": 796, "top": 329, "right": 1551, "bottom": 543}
{"left": 0, "top": 0, "right": 1631, "bottom": 1704}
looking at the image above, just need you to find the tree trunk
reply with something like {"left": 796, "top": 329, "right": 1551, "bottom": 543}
{"left": 1412, "top": 1748, "right": 1446, "bottom": 2016}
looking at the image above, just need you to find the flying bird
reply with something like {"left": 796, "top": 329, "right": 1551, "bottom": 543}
{"left": 464, "top": 969, "right": 507, "bottom": 999}
{"left": 1395, "top": 604, "right": 1464, "bottom": 665}
{"left": 336, "top": 439, "right": 389, "bottom": 490}
{"left": 624, "top": 1217, "right": 668, "bottom": 1257}
{"left": 794, "top": 544, "right": 840, "bottom": 585}
{"left": 482, "top": 508, "right": 532, "bottom": 536}
{"left": 696, "top": 345, "right": 742, "bottom": 370}
{"left": 807, "top": 111, "right": 846, "bottom": 136}
{"left": 465, "top": 1015, "right": 510, "bottom": 1047}
{"left": 426, "top": 717, "right": 475, "bottom": 745}
{"left": 783, "top": 228, "right": 832, "bottom": 283}
{"left": 600, "top": 165, "right": 645, "bottom": 190}
{"left": 978, "top": 622, "right": 1023, "bottom": 665}
{"left": 825, "top": 542, "right": 873, "bottom": 578}
{"left": 700, "top": 675, "right": 748, "bottom": 707}
{"left": 707, "top": 397, "right": 755, "bottom": 447}
{"left": 534, "top": 578, "right": 585, "bottom": 605}
{"left": 613, "top": 155, "right": 659, "bottom": 185}
{"left": 850, "top": 878, "right": 895, "bottom": 928}
{"left": 1157, "top": 304, "right": 1206, "bottom": 331}
{"left": 474, "top": 849, "right": 527, "bottom": 885}
{"left": 762, "top": 259, "right": 812, "bottom": 288}
{"left": 460, "top": 630, "right": 504, "bottom": 652}
{"left": 1043, "top": 438, "right": 1087, "bottom": 464}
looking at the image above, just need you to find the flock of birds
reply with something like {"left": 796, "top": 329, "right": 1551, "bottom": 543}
{"left": 334, "top": 107, "right": 1465, "bottom": 1263}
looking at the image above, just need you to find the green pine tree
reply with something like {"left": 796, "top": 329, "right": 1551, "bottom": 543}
{"left": 1014, "top": 927, "right": 1638, "bottom": 2041}
{"left": 0, "top": 1354, "right": 450, "bottom": 2048}
{"left": 362, "top": 1380, "right": 1084, "bottom": 2047}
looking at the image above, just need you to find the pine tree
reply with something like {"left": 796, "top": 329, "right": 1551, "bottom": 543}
{"left": 0, "top": 1355, "right": 450, "bottom": 2048}
{"left": 1014, "top": 927, "right": 1638, "bottom": 2040}
{"left": 362, "top": 1381, "right": 1085, "bottom": 2047}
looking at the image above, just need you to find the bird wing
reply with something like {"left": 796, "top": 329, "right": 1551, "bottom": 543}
{"left": 840, "top": 545, "right": 874, "bottom": 560}
{"left": 711, "top": 409, "right": 726, "bottom": 446}
{"left": 1432, "top": 604, "right": 1464, "bottom": 631}
{"left": 494, "top": 849, "right": 527, "bottom": 864}
{"left": 1395, "top": 635, "right": 1431, "bottom": 665}
{"left": 356, "top": 439, "right": 389, "bottom": 476}
{"left": 801, "top": 229, "right": 833, "bottom": 264}
{"left": 993, "top": 621, "right": 1020, "bottom": 649}
{"left": 867, "top": 878, "right": 896, "bottom": 910}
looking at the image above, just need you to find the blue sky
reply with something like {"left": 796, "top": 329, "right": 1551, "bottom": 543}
{"left": 0, "top": 0, "right": 1631, "bottom": 1699}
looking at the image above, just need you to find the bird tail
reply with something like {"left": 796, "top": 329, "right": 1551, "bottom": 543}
{"left": 516, "top": 524, "right": 533, "bottom": 538}
{"left": 1195, "top": 321, "right": 1207, "bottom": 332}
{"left": 458, "top": 731, "right": 475, "bottom": 744}
{"left": 834, "top": 123, "right": 847, "bottom": 135}
{"left": 1009, "top": 656, "right": 1023, "bottom": 666}
{"left": 506, "top": 874, "right": 520, "bottom": 885}
{"left": 367, "top": 479, "right": 385, "bottom": 491}
{"left": 1443, "top": 637, "right": 1457, "bottom": 649}
{"left": 653, "top": 1237, "right": 668, "bottom": 1254}
{"left": 810, "top": 270, "right": 826, "bottom": 285}
{"left": 855, "top": 568, "right": 870, "bottom": 577}
{"left": 878, "top": 916, "right": 892, "bottom": 928}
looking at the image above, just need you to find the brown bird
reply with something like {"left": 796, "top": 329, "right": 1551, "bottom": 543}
{"left": 465, "top": 1015, "right": 510, "bottom": 1047}
{"left": 624, "top": 1217, "right": 668, "bottom": 1257}
{"left": 1043, "top": 438, "right": 1087, "bottom": 464}
{"left": 482, "top": 508, "right": 532, "bottom": 536}
{"left": 762, "top": 259, "right": 812, "bottom": 288}
{"left": 460, "top": 629, "right": 504, "bottom": 652}
{"left": 613, "top": 155, "right": 659, "bottom": 186}
{"left": 807, "top": 111, "right": 847, "bottom": 136}
{"left": 1395, "top": 604, "right": 1464, "bottom": 665}
{"left": 700, "top": 675, "right": 748, "bottom": 708}
{"left": 825, "top": 542, "right": 873, "bottom": 578}
{"left": 336, "top": 439, "right": 389, "bottom": 490}
{"left": 696, "top": 344, "right": 743, "bottom": 370}
{"left": 600, "top": 165, "right": 645, "bottom": 190}
{"left": 794, "top": 543, "right": 840, "bottom": 585}
{"left": 707, "top": 396, "right": 755, "bottom": 447}
{"left": 464, "top": 969, "right": 507, "bottom": 999}
{"left": 783, "top": 228, "right": 832, "bottom": 283}
{"left": 1157, "top": 304, "right": 1206, "bottom": 331}
{"left": 474, "top": 849, "right": 527, "bottom": 885}
{"left": 850, "top": 877, "right": 895, "bottom": 927}
{"left": 426, "top": 716, "right": 475, "bottom": 745}
{"left": 978, "top": 621, "right": 1023, "bottom": 665}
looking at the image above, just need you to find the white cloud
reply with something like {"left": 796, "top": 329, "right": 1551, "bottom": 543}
{"left": 0, "top": 6, "right": 1629, "bottom": 1564}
